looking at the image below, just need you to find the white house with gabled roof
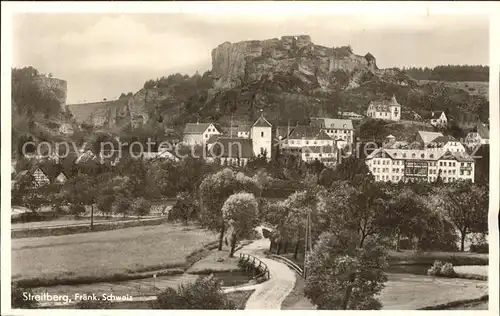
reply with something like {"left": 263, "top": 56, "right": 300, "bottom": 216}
{"left": 183, "top": 123, "right": 222, "bottom": 145}
{"left": 366, "top": 95, "right": 401, "bottom": 121}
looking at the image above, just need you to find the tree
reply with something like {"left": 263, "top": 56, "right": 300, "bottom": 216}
{"left": 318, "top": 180, "right": 387, "bottom": 248}
{"left": 199, "top": 169, "right": 261, "bottom": 250}
{"left": 349, "top": 181, "right": 388, "bottom": 247}
{"left": 154, "top": 275, "right": 236, "bottom": 309}
{"left": 379, "top": 188, "right": 441, "bottom": 251}
{"left": 441, "top": 181, "right": 489, "bottom": 251}
{"left": 131, "top": 197, "right": 152, "bottom": 218}
{"left": 282, "top": 189, "right": 320, "bottom": 259}
{"left": 304, "top": 232, "right": 388, "bottom": 310}
{"left": 170, "top": 191, "right": 199, "bottom": 224}
{"left": 222, "top": 192, "right": 259, "bottom": 257}
{"left": 330, "top": 156, "right": 374, "bottom": 185}
{"left": 64, "top": 174, "right": 99, "bottom": 229}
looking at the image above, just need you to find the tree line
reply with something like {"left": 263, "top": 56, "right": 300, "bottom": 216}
{"left": 403, "top": 65, "right": 489, "bottom": 82}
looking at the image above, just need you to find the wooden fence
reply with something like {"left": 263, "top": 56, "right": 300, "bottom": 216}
{"left": 239, "top": 253, "right": 270, "bottom": 281}
{"left": 269, "top": 254, "right": 303, "bottom": 277}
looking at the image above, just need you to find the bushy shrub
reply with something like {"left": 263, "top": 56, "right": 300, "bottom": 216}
{"left": 427, "top": 260, "right": 456, "bottom": 277}
{"left": 470, "top": 243, "right": 489, "bottom": 254}
{"left": 427, "top": 260, "right": 444, "bottom": 276}
{"left": 440, "top": 262, "right": 457, "bottom": 277}
{"left": 153, "top": 275, "right": 236, "bottom": 309}
{"left": 11, "top": 284, "right": 38, "bottom": 309}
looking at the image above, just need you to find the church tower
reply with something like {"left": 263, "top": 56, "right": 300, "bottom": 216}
{"left": 251, "top": 111, "right": 273, "bottom": 160}
{"left": 389, "top": 94, "right": 401, "bottom": 121}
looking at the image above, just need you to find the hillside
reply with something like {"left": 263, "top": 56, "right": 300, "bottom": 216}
{"left": 65, "top": 35, "right": 489, "bottom": 132}
{"left": 416, "top": 80, "right": 488, "bottom": 99}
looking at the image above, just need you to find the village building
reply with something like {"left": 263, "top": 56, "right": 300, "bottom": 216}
{"left": 58, "top": 123, "right": 74, "bottom": 135}
{"left": 366, "top": 95, "right": 401, "bottom": 121}
{"left": 365, "top": 148, "right": 475, "bottom": 183}
{"left": 337, "top": 111, "right": 364, "bottom": 120}
{"left": 182, "top": 123, "right": 222, "bottom": 145}
{"left": 310, "top": 117, "right": 354, "bottom": 148}
{"left": 426, "top": 135, "right": 467, "bottom": 153}
{"left": 429, "top": 111, "right": 448, "bottom": 127}
{"left": 14, "top": 163, "right": 74, "bottom": 190}
{"left": 279, "top": 125, "right": 335, "bottom": 150}
{"left": 206, "top": 136, "right": 254, "bottom": 166}
{"left": 224, "top": 125, "right": 251, "bottom": 139}
{"left": 54, "top": 172, "right": 68, "bottom": 184}
{"left": 33, "top": 168, "right": 51, "bottom": 186}
{"left": 465, "top": 122, "right": 490, "bottom": 148}
{"left": 301, "top": 145, "right": 338, "bottom": 167}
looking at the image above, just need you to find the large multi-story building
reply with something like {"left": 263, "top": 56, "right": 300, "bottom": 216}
{"left": 426, "top": 135, "right": 467, "bottom": 153}
{"left": 366, "top": 148, "right": 475, "bottom": 183}
{"left": 366, "top": 95, "right": 401, "bottom": 121}
{"left": 310, "top": 118, "right": 354, "bottom": 148}
{"left": 280, "top": 125, "right": 335, "bottom": 149}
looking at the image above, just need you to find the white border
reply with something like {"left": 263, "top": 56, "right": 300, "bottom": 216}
{"left": 1, "top": 1, "right": 499, "bottom": 316}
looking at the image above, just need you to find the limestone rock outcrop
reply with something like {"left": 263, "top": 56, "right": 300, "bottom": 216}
{"left": 210, "top": 35, "right": 378, "bottom": 92}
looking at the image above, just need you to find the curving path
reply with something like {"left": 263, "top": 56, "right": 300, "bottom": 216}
{"left": 232, "top": 227, "right": 297, "bottom": 309}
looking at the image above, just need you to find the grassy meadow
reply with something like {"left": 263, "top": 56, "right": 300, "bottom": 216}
{"left": 12, "top": 222, "right": 217, "bottom": 286}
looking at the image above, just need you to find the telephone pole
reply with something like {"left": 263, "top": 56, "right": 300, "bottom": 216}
{"left": 303, "top": 209, "right": 312, "bottom": 279}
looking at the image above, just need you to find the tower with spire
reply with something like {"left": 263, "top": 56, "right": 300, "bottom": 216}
{"left": 251, "top": 110, "right": 273, "bottom": 160}
{"left": 389, "top": 94, "right": 401, "bottom": 121}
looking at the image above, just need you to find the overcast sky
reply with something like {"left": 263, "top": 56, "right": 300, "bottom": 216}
{"left": 12, "top": 13, "right": 489, "bottom": 104}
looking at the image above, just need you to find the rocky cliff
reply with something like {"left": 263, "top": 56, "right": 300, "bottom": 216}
{"left": 210, "top": 35, "right": 378, "bottom": 92}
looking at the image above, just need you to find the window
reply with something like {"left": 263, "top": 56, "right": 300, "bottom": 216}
{"left": 261, "top": 132, "right": 264, "bottom": 137}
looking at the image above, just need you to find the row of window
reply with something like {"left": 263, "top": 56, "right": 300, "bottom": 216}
{"left": 372, "top": 159, "right": 472, "bottom": 168}
{"left": 372, "top": 167, "right": 403, "bottom": 174}
{"left": 304, "top": 153, "right": 334, "bottom": 158}
{"left": 324, "top": 129, "right": 351, "bottom": 134}
{"left": 288, "top": 140, "right": 333, "bottom": 145}
{"left": 375, "top": 175, "right": 465, "bottom": 183}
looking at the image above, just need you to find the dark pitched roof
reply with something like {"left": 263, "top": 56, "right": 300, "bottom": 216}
{"left": 310, "top": 118, "right": 354, "bottom": 130}
{"left": 365, "top": 52, "right": 375, "bottom": 61}
{"left": 252, "top": 115, "right": 272, "bottom": 128}
{"left": 427, "top": 135, "right": 458, "bottom": 147}
{"left": 183, "top": 123, "right": 221, "bottom": 134}
{"left": 430, "top": 111, "right": 445, "bottom": 119}
{"left": 287, "top": 126, "right": 333, "bottom": 140}
{"left": 208, "top": 137, "right": 254, "bottom": 159}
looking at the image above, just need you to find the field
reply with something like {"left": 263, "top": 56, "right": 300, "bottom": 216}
{"left": 12, "top": 223, "right": 217, "bottom": 285}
